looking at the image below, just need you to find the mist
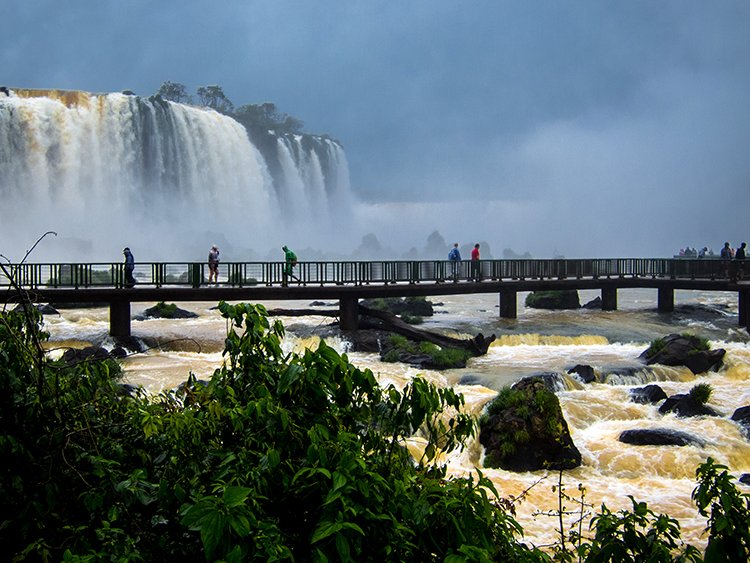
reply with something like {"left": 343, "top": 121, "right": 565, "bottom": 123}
{"left": 2, "top": 1, "right": 749, "bottom": 260}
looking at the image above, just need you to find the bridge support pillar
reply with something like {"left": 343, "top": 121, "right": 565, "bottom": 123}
{"left": 740, "top": 290, "right": 749, "bottom": 330}
{"left": 499, "top": 289, "right": 517, "bottom": 318}
{"left": 339, "top": 296, "right": 359, "bottom": 331}
{"left": 110, "top": 300, "right": 131, "bottom": 338}
{"left": 657, "top": 288, "right": 674, "bottom": 312}
{"left": 601, "top": 287, "right": 618, "bottom": 311}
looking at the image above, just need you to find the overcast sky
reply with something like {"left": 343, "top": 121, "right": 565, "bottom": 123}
{"left": 3, "top": 1, "right": 749, "bottom": 256}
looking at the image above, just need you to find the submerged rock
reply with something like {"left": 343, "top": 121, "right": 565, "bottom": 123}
{"left": 619, "top": 428, "right": 704, "bottom": 447}
{"left": 731, "top": 406, "right": 750, "bottom": 437}
{"left": 658, "top": 393, "right": 721, "bottom": 417}
{"left": 568, "top": 364, "right": 596, "bottom": 383}
{"left": 639, "top": 333, "right": 725, "bottom": 374}
{"left": 62, "top": 346, "right": 124, "bottom": 366}
{"left": 630, "top": 384, "right": 668, "bottom": 404}
{"left": 139, "top": 302, "right": 198, "bottom": 320}
{"left": 525, "top": 290, "right": 580, "bottom": 310}
{"left": 582, "top": 296, "right": 602, "bottom": 309}
{"left": 360, "top": 296, "right": 435, "bottom": 317}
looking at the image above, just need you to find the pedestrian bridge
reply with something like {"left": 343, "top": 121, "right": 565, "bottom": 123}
{"left": 2, "top": 258, "right": 748, "bottom": 337}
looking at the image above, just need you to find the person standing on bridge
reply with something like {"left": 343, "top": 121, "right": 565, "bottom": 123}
{"left": 470, "top": 243, "right": 481, "bottom": 282}
{"left": 208, "top": 244, "right": 220, "bottom": 284}
{"left": 721, "top": 242, "right": 733, "bottom": 278}
{"left": 282, "top": 245, "right": 297, "bottom": 287}
{"left": 733, "top": 242, "right": 746, "bottom": 281}
{"left": 123, "top": 247, "right": 135, "bottom": 288}
{"left": 448, "top": 243, "right": 462, "bottom": 282}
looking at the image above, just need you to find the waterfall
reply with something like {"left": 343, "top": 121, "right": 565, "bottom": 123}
{"left": 0, "top": 88, "right": 353, "bottom": 261}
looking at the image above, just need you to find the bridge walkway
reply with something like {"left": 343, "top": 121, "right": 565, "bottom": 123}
{"left": 2, "top": 258, "right": 748, "bottom": 336}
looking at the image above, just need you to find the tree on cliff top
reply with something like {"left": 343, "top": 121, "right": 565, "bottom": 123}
{"left": 196, "top": 84, "right": 235, "bottom": 114}
{"left": 155, "top": 80, "right": 192, "bottom": 104}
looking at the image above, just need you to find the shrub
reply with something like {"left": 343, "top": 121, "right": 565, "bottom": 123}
{"left": 645, "top": 337, "right": 667, "bottom": 359}
{"left": 688, "top": 383, "right": 713, "bottom": 405}
{"left": 0, "top": 303, "right": 539, "bottom": 561}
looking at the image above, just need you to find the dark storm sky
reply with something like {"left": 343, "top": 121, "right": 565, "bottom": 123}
{"left": 3, "top": 1, "right": 749, "bottom": 255}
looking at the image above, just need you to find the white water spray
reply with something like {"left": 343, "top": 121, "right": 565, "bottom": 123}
{"left": 0, "top": 89, "right": 353, "bottom": 261}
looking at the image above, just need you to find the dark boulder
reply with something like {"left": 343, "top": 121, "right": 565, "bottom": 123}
{"left": 343, "top": 330, "right": 384, "bottom": 353}
{"left": 110, "top": 346, "right": 128, "bottom": 359}
{"left": 740, "top": 474, "right": 750, "bottom": 486}
{"left": 630, "top": 384, "right": 668, "bottom": 404}
{"left": 12, "top": 302, "right": 59, "bottom": 315}
{"left": 731, "top": 405, "right": 750, "bottom": 424}
{"left": 480, "top": 376, "right": 582, "bottom": 472}
{"left": 458, "top": 374, "right": 484, "bottom": 386}
{"left": 619, "top": 428, "right": 704, "bottom": 447}
{"left": 639, "top": 333, "right": 725, "bottom": 374}
{"left": 568, "top": 364, "right": 596, "bottom": 383}
{"left": 140, "top": 302, "right": 198, "bottom": 319}
{"left": 62, "top": 346, "right": 113, "bottom": 365}
{"left": 731, "top": 406, "right": 750, "bottom": 436}
{"left": 113, "top": 335, "right": 146, "bottom": 353}
{"left": 515, "top": 372, "right": 568, "bottom": 393}
{"left": 658, "top": 393, "right": 721, "bottom": 417}
{"left": 361, "top": 297, "right": 434, "bottom": 317}
{"left": 525, "top": 290, "right": 580, "bottom": 310}
{"left": 582, "top": 297, "right": 602, "bottom": 310}
{"left": 117, "top": 383, "right": 141, "bottom": 397}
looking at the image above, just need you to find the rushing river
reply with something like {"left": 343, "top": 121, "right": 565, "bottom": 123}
{"left": 42, "top": 287, "right": 750, "bottom": 549}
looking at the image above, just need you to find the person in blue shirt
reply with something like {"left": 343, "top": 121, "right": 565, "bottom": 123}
{"left": 448, "top": 243, "right": 461, "bottom": 282}
{"left": 123, "top": 247, "right": 135, "bottom": 288}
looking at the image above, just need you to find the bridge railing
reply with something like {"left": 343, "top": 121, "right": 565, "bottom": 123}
{"left": 0, "top": 258, "right": 736, "bottom": 289}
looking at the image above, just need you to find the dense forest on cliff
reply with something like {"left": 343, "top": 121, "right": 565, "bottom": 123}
{"left": 155, "top": 81, "right": 311, "bottom": 137}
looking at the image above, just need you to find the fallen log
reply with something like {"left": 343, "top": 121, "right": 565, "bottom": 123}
{"left": 267, "top": 305, "right": 495, "bottom": 357}
{"left": 267, "top": 308, "right": 339, "bottom": 317}
{"left": 358, "top": 305, "right": 495, "bottom": 356}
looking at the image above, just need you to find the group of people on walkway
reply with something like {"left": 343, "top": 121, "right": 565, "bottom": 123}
{"left": 120, "top": 240, "right": 746, "bottom": 287}
{"left": 721, "top": 241, "right": 746, "bottom": 281}
{"left": 448, "top": 242, "right": 482, "bottom": 282}
{"left": 121, "top": 244, "right": 300, "bottom": 287}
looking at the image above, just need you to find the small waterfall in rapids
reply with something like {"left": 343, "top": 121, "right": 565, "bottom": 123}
{"left": 0, "top": 88, "right": 353, "bottom": 260}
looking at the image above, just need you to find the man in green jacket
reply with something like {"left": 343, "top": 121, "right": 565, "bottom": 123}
{"left": 282, "top": 245, "right": 297, "bottom": 286}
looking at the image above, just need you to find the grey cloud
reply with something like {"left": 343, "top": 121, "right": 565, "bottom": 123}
{"left": 2, "top": 0, "right": 748, "bottom": 256}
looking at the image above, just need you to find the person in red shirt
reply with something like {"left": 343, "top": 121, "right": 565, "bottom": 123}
{"left": 470, "top": 243, "right": 481, "bottom": 281}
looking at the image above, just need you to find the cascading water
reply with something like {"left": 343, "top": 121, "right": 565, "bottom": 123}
{"left": 0, "top": 88, "right": 353, "bottom": 261}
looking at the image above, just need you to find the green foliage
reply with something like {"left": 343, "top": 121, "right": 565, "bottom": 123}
{"left": 400, "top": 313, "right": 423, "bottom": 325}
{"left": 572, "top": 497, "right": 701, "bottom": 562}
{"left": 681, "top": 333, "right": 711, "bottom": 352}
{"left": 383, "top": 334, "right": 471, "bottom": 369}
{"left": 152, "top": 301, "right": 178, "bottom": 316}
{"left": 155, "top": 81, "right": 192, "bottom": 104}
{"left": 693, "top": 458, "right": 750, "bottom": 561}
{"left": 525, "top": 290, "right": 580, "bottom": 310}
{"left": 365, "top": 296, "right": 434, "bottom": 317}
{"left": 0, "top": 302, "right": 538, "bottom": 561}
{"left": 645, "top": 337, "right": 667, "bottom": 359}
{"left": 234, "top": 102, "right": 304, "bottom": 135}
{"left": 7, "top": 301, "right": 750, "bottom": 561}
{"left": 196, "top": 84, "right": 234, "bottom": 114}
{"left": 482, "top": 385, "right": 565, "bottom": 468}
{"left": 688, "top": 383, "right": 713, "bottom": 406}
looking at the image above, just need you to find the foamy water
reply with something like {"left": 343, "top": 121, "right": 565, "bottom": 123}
{"left": 40, "top": 288, "right": 750, "bottom": 549}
